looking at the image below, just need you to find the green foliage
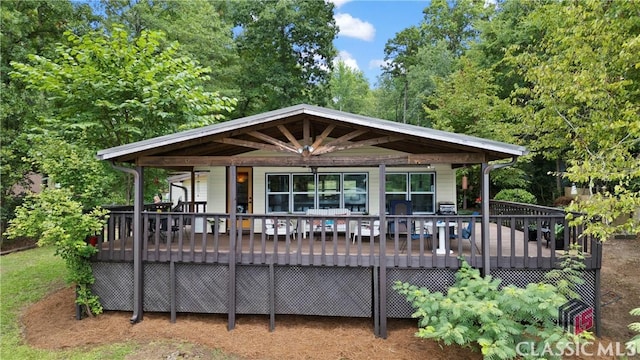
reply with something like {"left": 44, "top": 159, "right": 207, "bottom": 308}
{"left": 25, "top": 136, "right": 119, "bottom": 209}
{"left": 394, "top": 260, "right": 590, "bottom": 359}
{"left": 544, "top": 243, "right": 586, "bottom": 300}
{"left": 628, "top": 308, "right": 640, "bottom": 354}
{"left": 100, "top": 0, "right": 239, "bottom": 95}
{"left": 505, "top": 0, "right": 640, "bottom": 241}
{"left": 493, "top": 189, "right": 537, "bottom": 205}
{"left": 328, "top": 61, "right": 373, "bottom": 115}
{"left": 10, "top": 25, "right": 236, "bottom": 150}
{"left": 5, "top": 188, "right": 108, "bottom": 316}
{"left": 230, "top": 0, "right": 338, "bottom": 116}
{"left": 1, "top": 0, "right": 97, "bottom": 238}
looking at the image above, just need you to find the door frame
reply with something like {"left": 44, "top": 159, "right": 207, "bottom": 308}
{"left": 228, "top": 166, "right": 253, "bottom": 230}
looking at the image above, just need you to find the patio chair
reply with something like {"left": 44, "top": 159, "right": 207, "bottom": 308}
{"left": 265, "top": 218, "right": 296, "bottom": 239}
{"left": 450, "top": 212, "right": 480, "bottom": 253}
{"left": 388, "top": 200, "right": 412, "bottom": 235}
{"left": 350, "top": 220, "right": 381, "bottom": 243}
{"left": 148, "top": 216, "right": 182, "bottom": 243}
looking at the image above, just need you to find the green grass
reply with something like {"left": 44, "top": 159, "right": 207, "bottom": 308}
{"left": 0, "top": 246, "right": 138, "bottom": 360}
{"left": 0, "top": 246, "right": 238, "bottom": 360}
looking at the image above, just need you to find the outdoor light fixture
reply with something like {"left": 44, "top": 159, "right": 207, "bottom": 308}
{"left": 297, "top": 145, "right": 314, "bottom": 154}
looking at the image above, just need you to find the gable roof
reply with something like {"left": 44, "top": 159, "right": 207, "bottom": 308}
{"left": 97, "top": 104, "right": 527, "bottom": 169}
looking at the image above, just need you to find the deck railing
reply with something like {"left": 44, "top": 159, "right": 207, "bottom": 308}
{"left": 95, "top": 205, "right": 601, "bottom": 270}
{"left": 489, "top": 200, "right": 601, "bottom": 268}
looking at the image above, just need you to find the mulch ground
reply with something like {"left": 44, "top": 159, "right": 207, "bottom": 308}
{"left": 15, "top": 236, "right": 639, "bottom": 359}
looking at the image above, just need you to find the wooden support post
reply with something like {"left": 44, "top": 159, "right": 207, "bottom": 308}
{"left": 378, "top": 164, "right": 387, "bottom": 338}
{"left": 228, "top": 165, "right": 237, "bottom": 331}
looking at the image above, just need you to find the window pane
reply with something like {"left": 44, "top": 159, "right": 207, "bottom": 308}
{"left": 344, "top": 174, "right": 366, "bottom": 191}
{"left": 385, "top": 174, "right": 407, "bottom": 192}
{"left": 267, "top": 194, "right": 289, "bottom": 212}
{"left": 267, "top": 174, "right": 289, "bottom": 192}
{"left": 293, "top": 194, "right": 314, "bottom": 212}
{"left": 410, "top": 173, "right": 434, "bottom": 192}
{"left": 343, "top": 174, "right": 367, "bottom": 212}
{"left": 386, "top": 194, "right": 407, "bottom": 213}
{"left": 318, "top": 193, "right": 340, "bottom": 209}
{"left": 411, "top": 194, "right": 435, "bottom": 213}
{"left": 318, "top": 174, "right": 340, "bottom": 192}
{"left": 293, "top": 174, "right": 314, "bottom": 192}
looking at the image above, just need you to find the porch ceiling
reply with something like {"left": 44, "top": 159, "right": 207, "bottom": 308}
{"left": 97, "top": 104, "right": 528, "bottom": 169}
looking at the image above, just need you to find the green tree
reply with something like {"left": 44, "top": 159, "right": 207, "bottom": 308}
{"left": 25, "top": 136, "right": 121, "bottom": 209}
{"left": 230, "top": 0, "right": 338, "bottom": 117}
{"left": 5, "top": 188, "right": 108, "bottom": 316}
{"left": 98, "top": 0, "right": 239, "bottom": 95}
{"left": 382, "top": 26, "right": 424, "bottom": 124}
{"left": 327, "top": 61, "right": 372, "bottom": 115}
{"left": 10, "top": 25, "right": 236, "bottom": 203}
{"left": 394, "top": 260, "right": 590, "bottom": 359}
{"left": 507, "top": 0, "right": 640, "bottom": 239}
{"left": 10, "top": 25, "right": 236, "bottom": 150}
{"left": 420, "top": 0, "right": 490, "bottom": 57}
{"left": 0, "top": 0, "right": 97, "bottom": 236}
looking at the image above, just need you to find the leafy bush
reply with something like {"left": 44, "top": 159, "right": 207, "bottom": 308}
{"left": 628, "top": 308, "right": 640, "bottom": 354}
{"left": 5, "top": 188, "right": 108, "bottom": 316}
{"left": 493, "top": 189, "right": 537, "bottom": 204}
{"left": 394, "top": 260, "right": 590, "bottom": 359}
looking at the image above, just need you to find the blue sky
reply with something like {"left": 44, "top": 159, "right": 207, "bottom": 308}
{"left": 330, "top": 0, "right": 430, "bottom": 87}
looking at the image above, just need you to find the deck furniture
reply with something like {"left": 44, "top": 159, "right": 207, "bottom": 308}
{"left": 264, "top": 218, "right": 296, "bottom": 239}
{"left": 350, "top": 220, "right": 381, "bottom": 243}
{"left": 304, "top": 208, "right": 351, "bottom": 238}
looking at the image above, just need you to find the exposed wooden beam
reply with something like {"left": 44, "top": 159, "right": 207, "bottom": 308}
{"left": 277, "top": 124, "right": 302, "bottom": 150}
{"left": 248, "top": 131, "right": 298, "bottom": 153}
{"left": 313, "top": 135, "right": 404, "bottom": 155}
{"left": 309, "top": 124, "right": 335, "bottom": 153}
{"left": 138, "top": 152, "right": 486, "bottom": 167}
{"left": 321, "top": 129, "right": 368, "bottom": 148}
{"left": 214, "top": 137, "right": 289, "bottom": 153}
{"left": 303, "top": 118, "right": 311, "bottom": 146}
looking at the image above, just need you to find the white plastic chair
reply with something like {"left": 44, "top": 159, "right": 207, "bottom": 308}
{"left": 350, "top": 220, "right": 380, "bottom": 243}
{"left": 265, "top": 219, "right": 296, "bottom": 239}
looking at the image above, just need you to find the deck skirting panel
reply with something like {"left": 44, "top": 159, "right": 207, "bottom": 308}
{"left": 92, "top": 262, "right": 134, "bottom": 311}
{"left": 385, "top": 268, "right": 458, "bottom": 318}
{"left": 274, "top": 266, "right": 372, "bottom": 317}
{"left": 91, "top": 262, "right": 599, "bottom": 335}
{"left": 236, "top": 265, "right": 270, "bottom": 314}
{"left": 492, "top": 269, "right": 597, "bottom": 316}
{"left": 175, "top": 263, "right": 228, "bottom": 313}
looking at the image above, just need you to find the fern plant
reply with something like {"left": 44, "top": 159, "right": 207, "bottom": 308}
{"left": 394, "top": 260, "right": 591, "bottom": 359}
{"left": 543, "top": 242, "right": 586, "bottom": 300}
{"left": 628, "top": 308, "right": 640, "bottom": 354}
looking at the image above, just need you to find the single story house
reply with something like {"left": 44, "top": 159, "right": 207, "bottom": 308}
{"left": 94, "top": 104, "right": 602, "bottom": 338}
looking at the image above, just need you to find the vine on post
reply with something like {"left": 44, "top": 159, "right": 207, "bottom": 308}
{"left": 5, "top": 188, "right": 108, "bottom": 316}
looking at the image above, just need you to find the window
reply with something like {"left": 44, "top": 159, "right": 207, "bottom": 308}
{"left": 266, "top": 173, "right": 368, "bottom": 213}
{"left": 266, "top": 174, "right": 290, "bottom": 212}
{"left": 385, "top": 172, "right": 435, "bottom": 213}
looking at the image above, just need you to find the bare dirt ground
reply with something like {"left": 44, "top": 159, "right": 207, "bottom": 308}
{"left": 17, "top": 236, "right": 640, "bottom": 359}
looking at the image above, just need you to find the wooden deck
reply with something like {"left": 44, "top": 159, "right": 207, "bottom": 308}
{"left": 90, "top": 204, "right": 602, "bottom": 338}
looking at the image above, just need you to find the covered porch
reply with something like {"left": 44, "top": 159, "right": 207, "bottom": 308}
{"left": 94, "top": 104, "right": 601, "bottom": 337}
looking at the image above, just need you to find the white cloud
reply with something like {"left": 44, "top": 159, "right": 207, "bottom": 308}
{"left": 327, "top": 0, "right": 352, "bottom": 9}
{"left": 368, "top": 59, "right": 388, "bottom": 70}
{"left": 334, "top": 50, "right": 360, "bottom": 71}
{"left": 334, "top": 13, "right": 375, "bottom": 41}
